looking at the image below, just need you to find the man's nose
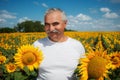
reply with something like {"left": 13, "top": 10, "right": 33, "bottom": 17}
{"left": 49, "top": 25, "right": 55, "bottom": 31}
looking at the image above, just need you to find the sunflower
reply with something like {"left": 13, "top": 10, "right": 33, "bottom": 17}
{"left": 109, "top": 52, "right": 120, "bottom": 70}
{"left": 5, "top": 63, "right": 16, "bottom": 73}
{"left": 0, "top": 55, "right": 6, "bottom": 64}
{"left": 14, "top": 44, "right": 43, "bottom": 71}
{"left": 78, "top": 50, "right": 111, "bottom": 80}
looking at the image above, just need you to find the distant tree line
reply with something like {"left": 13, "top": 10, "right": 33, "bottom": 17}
{"left": 0, "top": 20, "right": 74, "bottom": 33}
{"left": 0, "top": 20, "right": 44, "bottom": 33}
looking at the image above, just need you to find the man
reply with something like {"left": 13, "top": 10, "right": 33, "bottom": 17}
{"left": 33, "top": 8, "right": 85, "bottom": 80}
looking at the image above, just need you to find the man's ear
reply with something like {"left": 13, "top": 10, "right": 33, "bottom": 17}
{"left": 64, "top": 20, "right": 67, "bottom": 28}
{"left": 64, "top": 20, "right": 67, "bottom": 24}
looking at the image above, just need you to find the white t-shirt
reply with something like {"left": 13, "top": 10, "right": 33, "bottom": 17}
{"left": 33, "top": 37, "right": 85, "bottom": 80}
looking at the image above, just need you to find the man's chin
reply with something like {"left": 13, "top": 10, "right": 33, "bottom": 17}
{"left": 48, "top": 33, "right": 58, "bottom": 37}
{"left": 48, "top": 36, "right": 58, "bottom": 42}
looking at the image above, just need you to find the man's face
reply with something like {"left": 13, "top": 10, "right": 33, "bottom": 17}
{"left": 44, "top": 11, "right": 67, "bottom": 41}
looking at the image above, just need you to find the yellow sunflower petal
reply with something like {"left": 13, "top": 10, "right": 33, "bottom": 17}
{"left": 5, "top": 63, "right": 16, "bottom": 73}
{"left": 14, "top": 44, "right": 43, "bottom": 71}
{"left": 109, "top": 52, "right": 120, "bottom": 70}
{"left": 78, "top": 50, "right": 110, "bottom": 80}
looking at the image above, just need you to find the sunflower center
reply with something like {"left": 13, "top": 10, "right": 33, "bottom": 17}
{"left": 9, "top": 65, "right": 15, "bottom": 70}
{"left": 111, "top": 56, "right": 120, "bottom": 64}
{"left": 88, "top": 56, "right": 107, "bottom": 79}
{"left": 22, "top": 52, "right": 36, "bottom": 65}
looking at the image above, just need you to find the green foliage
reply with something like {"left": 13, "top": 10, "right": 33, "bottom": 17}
{"left": 0, "top": 27, "right": 16, "bottom": 33}
{"left": 0, "top": 20, "right": 45, "bottom": 33}
{"left": 109, "top": 68, "right": 120, "bottom": 80}
{"left": 14, "top": 20, "right": 44, "bottom": 32}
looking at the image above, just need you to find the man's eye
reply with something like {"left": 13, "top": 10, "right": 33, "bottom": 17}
{"left": 52, "top": 22, "right": 59, "bottom": 26}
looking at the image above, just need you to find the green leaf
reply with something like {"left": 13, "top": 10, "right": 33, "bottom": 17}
{"left": 14, "top": 71, "right": 27, "bottom": 80}
{"left": 5, "top": 76, "right": 11, "bottom": 80}
{"left": 23, "top": 66, "right": 31, "bottom": 75}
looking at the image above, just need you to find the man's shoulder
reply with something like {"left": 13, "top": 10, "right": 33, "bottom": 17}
{"left": 68, "top": 37, "right": 82, "bottom": 44}
{"left": 68, "top": 37, "right": 84, "bottom": 49}
{"left": 33, "top": 37, "right": 48, "bottom": 46}
{"left": 68, "top": 37, "right": 85, "bottom": 57}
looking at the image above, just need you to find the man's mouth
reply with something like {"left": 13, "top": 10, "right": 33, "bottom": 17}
{"left": 46, "top": 30, "right": 60, "bottom": 34}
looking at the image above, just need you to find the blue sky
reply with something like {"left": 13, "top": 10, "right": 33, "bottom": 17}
{"left": 0, "top": 0, "right": 120, "bottom": 31}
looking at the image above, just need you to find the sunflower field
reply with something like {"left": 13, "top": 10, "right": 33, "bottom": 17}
{"left": 0, "top": 32, "right": 120, "bottom": 80}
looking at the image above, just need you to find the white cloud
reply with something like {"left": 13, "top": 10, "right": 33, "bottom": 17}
{"left": 0, "top": 18, "right": 6, "bottom": 23}
{"left": 18, "top": 17, "right": 31, "bottom": 23}
{"left": 0, "top": 10, "right": 16, "bottom": 19}
{"left": 103, "top": 12, "right": 119, "bottom": 18}
{"left": 42, "top": 3, "right": 48, "bottom": 8}
{"left": 67, "top": 13, "right": 93, "bottom": 30}
{"left": 116, "top": 24, "right": 120, "bottom": 28}
{"left": 100, "top": 7, "right": 119, "bottom": 19}
{"left": 67, "top": 13, "right": 120, "bottom": 31}
{"left": 76, "top": 13, "right": 92, "bottom": 21}
{"left": 92, "top": 19, "right": 114, "bottom": 28}
{"left": 1, "top": 14, "right": 16, "bottom": 19}
{"left": 100, "top": 8, "right": 111, "bottom": 13}
{"left": 0, "top": 10, "right": 16, "bottom": 27}
{"left": 67, "top": 13, "right": 92, "bottom": 27}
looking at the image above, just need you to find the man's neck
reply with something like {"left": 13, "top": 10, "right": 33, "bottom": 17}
{"left": 48, "top": 36, "right": 68, "bottom": 42}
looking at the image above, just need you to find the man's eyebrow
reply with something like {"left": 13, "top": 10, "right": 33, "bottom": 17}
{"left": 52, "top": 22, "right": 59, "bottom": 23}
{"left": 44, "top": 23, "right": 51, "bottom": 26}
